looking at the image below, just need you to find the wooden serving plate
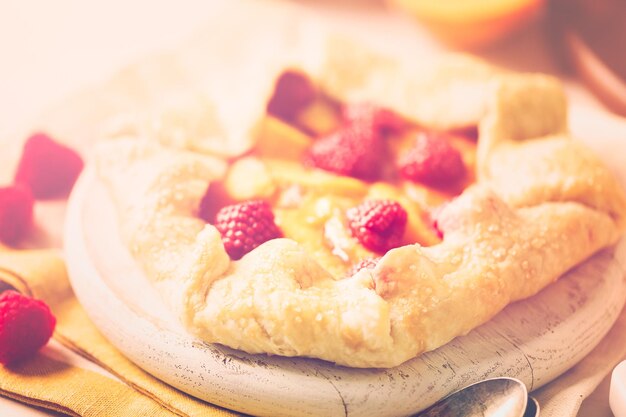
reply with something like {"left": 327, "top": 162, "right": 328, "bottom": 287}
{"left": 64, "top": 165, "right": 626, "bottom": 417}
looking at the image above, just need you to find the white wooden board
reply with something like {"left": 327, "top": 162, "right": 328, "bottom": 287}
{"left": 64, "top": 167, "right": 626, "bottom": 417}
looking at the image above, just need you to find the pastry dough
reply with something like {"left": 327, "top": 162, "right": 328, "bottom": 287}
{"left": 96, "top": 35, "right": 626, "bottom": 368}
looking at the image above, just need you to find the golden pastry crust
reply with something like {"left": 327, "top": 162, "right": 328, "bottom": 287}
{"left": 317, "top": 37, "right": 496, "bottom": 130}
{"left": 479, "top": 74, "right": 626, "bottom": 225}
{"left": 96, "top": 39, "right": 626, "bottom": 368}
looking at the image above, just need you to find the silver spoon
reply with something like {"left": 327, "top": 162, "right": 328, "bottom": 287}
{"left": 415, "top": 377, "right": 537, "bottom": 417}
{"left": 524, "top": 395, "right": 540, "bottom": 417}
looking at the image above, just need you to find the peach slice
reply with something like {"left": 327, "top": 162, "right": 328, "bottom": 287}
{"left": 224, "top": 157, "right": 276, "bottom": 201}
{"left": 265, "top": 159, "right": 368, "bottom": 199}
{"left": 254, "top": 117, "right": 312, "bottom": 160}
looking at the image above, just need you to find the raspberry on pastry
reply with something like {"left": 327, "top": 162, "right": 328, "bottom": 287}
{"left": 346, "top": 199, "right": 407, "bottom": 253}
{"left": 305, "top": 122, "right": 384, "bottom": 181}
{"left": 398, "top": 131, "right": 466, "bottom": 187}
{"left": 14, "top": 133, "right": 84, "bottom": 199}
{"left": 267, "top": 70, "right": 317, "bottom": 122}
{"left": 0, "top": 290, "right": 56, "bottom": 364}
{"left": 214, "top": 200, "right": 282, "bottom": 260}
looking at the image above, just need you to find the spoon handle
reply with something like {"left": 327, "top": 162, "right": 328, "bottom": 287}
{"left": 524, "top": 396, "right": 540, "bottom": 417}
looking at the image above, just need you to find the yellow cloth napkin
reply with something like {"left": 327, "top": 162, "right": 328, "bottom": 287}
{"left": 0, "top": 247, "right": 240, "bottom": 417}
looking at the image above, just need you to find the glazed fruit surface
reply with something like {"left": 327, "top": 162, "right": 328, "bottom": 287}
{"left": 204, "top": 71, "right": 477, "bottom": 277}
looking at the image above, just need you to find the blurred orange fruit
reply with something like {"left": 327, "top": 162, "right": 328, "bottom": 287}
{"left": 391, "top": 0, "right": 545, "bottom": 49}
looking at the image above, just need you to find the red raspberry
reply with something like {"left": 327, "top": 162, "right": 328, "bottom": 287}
{"left": 0, "top": 185, "right": 34, "bottom": 245}
{"left": 214, "top": 200, "right": 282, "bottom": 260}
{"left": 346, "top": 200, "right": 407, "bottom": 253}
{"left": 347, "top": 256, "right": 381, "bottom": 277}
{"left": 14, "top": 133, "right": 84, "bottom": 199}
{"left": 305, "top": 123, "right": 384, "bottom": 180}
{"left": 398, "top": 132, "right": 466, "bottom": 186}
{"left": 267, "top": 70, "right": 316, "bottom": 121}
{"left": 342, "top": 102, "right": 406, "bottom": 135}
{"left": 0, "top": 290, "right": 56, "bottom": 364}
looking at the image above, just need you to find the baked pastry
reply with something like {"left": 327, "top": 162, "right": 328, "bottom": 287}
{"left": 96, "top": 35, "right": 626, "bottom": 368}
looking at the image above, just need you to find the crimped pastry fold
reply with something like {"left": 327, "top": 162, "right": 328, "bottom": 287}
{"left": 96, "top": 36, "right": 626, "bottom": 368}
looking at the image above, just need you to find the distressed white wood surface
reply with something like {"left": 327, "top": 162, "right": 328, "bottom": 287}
{"left": 64, "top": 167, "right": 626, "bottom": 417}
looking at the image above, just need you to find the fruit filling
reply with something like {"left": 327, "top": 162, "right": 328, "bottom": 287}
{"left": 201, "top": 70, "right": 477, "bottom": 277}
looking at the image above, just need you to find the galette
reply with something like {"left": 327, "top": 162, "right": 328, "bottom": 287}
{"left": 96, "top": 36, "right": 626, "bottom": 368}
